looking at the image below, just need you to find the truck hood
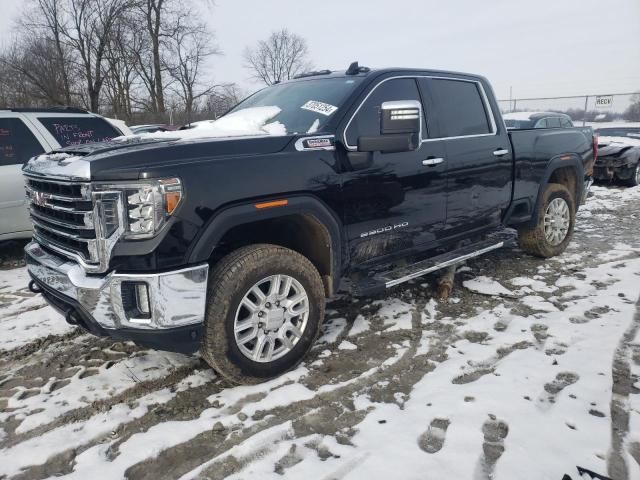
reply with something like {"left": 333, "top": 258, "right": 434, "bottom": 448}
{"left": 22, "top": 134, "right": 294, "bottom": 181}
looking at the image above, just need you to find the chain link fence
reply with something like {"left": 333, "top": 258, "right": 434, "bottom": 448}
{"left": 497, "top": 92, "right": 639, "bottom": 125}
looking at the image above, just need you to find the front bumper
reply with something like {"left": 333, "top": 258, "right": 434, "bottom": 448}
{"left": 25, "top": 241, "right": 208, "bottom": 353}
{"left": 593, "top": 157, "right": 636, "bottom": 181}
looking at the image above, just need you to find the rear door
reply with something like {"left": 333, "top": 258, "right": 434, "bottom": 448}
{"left": 0, "top": 114, "right": 48, "bottom": 238}
{"left": 420, "top": 77, "right": 512, "bottom": 234}
{"left": 341, "top": 76, "right": 447, "bottom": 265}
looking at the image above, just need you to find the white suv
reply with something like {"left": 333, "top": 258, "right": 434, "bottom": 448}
{"left": 0, "top": 108, "right": 128, "bottom": 241}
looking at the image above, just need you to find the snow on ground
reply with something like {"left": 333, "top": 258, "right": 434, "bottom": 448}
{"left": 0, "top": 185, "right": 639, "bottom": 480}
{"left": 0, "top": 267, "right": 72, "bottom": 351}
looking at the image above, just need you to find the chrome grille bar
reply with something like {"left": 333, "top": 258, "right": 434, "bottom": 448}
{"left": 24, "top": 175, "right": 98, "bottom": 265}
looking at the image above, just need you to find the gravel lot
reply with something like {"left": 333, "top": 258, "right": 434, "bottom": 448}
{"left": 1, "top": 185, "right": 639, "bottom": 480}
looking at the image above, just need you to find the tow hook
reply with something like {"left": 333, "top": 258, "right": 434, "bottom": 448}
{"left": 28, "top": 280, "right": 42, "bottom": 294}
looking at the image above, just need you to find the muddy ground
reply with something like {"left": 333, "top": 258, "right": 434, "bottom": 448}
{"left": 0, "top": 185, "right": 639, "bottom": 480}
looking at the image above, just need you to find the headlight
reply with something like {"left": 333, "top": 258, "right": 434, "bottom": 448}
{"left": 95, "top": 178, "right": 183, "bottom": 239}
{"left": 125, "top": 178, "right": 183, "bottom": 238}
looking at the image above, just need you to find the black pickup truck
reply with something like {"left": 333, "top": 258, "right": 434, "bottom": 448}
{"left": 23, "top": 63, "right": 596, "bottom": 384}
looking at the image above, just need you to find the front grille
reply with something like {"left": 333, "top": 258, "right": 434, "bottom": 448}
{"left": 25, "top": 176, "right": 98, "bottom": 265}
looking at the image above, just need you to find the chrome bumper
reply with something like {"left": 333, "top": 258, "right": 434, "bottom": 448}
{"left": 25, "top": 241, "right": 209, "bottom": 330}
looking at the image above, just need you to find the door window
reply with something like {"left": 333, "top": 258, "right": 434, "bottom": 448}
{"left": 0, "top": 118, "right": 45, "bottom": 166}
{"left": 546, "top": 117, "right": 561, "bottom": 128}
{"left": 345, "top": 78, "right": 422, "bottom": 146}
{"left": 37, "top": 116, "right": 120, "bottom": 147}
{"left": 427, "top": 79, "right": 492, "bottom": 137}
{"left": 560, "top": 118, "right": 573, "bottom": 128}
{"left": 535, "top": 118, "right": 548, "bottom": 128}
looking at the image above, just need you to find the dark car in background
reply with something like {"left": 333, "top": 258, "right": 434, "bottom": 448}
{"left": 593, "top": 126, "right": 640, "bottom": 186}
{"left": 130, "top": 124, "right": 177, "bottom": 135}
{"left": 503, "top": 111, "right": 574, "bottom": 129}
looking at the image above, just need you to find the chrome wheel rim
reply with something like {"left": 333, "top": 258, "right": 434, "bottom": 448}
{"left": 233, "top": 274, "right": 309, "bottom": 363}
{"left": 544, "top": 197, "right": 570, "bottom": 246}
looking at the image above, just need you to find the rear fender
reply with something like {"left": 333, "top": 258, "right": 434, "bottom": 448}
{"left": 528, "top": 154, "right": 585, "bottom": 227}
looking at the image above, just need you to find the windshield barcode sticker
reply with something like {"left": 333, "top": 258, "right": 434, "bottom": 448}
{"left": 301, "top": 100, "right": 338, "bottom": 116}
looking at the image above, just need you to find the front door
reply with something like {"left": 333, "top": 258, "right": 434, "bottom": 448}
{"left": 340, "top": 77, "right": 447, "bottom": 266}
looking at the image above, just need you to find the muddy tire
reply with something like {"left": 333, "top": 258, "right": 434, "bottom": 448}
{"left": 517, "top": 183, "right": 576, "bottom": 258}
{"left": 627, "top": 163, "right": 640, "bottom": 187}
{"left": 201, "top": 244, "right": 325, "bottom": 385}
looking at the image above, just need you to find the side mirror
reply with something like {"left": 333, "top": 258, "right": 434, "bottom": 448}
{"left": 380, "top": 100, "right": 421, "bottom": 135}
{"left": 357, "top": 100, "right": 422, "bottom": 153}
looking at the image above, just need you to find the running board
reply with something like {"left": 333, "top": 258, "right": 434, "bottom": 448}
{"left": 352, "top": 240, "right": 504, "bottom": 296}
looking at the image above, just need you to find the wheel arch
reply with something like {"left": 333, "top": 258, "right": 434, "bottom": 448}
{"left": 528, "top": 154, "right": 584, "bottom": 227}
{"left": 188, "top": 195, "right": 344, "bottom": 297}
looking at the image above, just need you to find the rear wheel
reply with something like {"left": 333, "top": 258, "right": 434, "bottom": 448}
{"left": 517, "top": 183, "right": 576, "bottom": 258}
{"left": 627, "top": 163, "right": 640, "bottom": 187}
{"left": 201, "top": 244, "right": 325, "bottom": 384}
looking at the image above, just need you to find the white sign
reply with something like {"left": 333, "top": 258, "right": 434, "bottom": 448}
{"left": 301, "top": 100, "right": 338, "bottom": 116}
{"left": 595, "top": 95, "right": 613, "bottom": 108}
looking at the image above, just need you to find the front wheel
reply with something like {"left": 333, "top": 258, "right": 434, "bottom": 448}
{"left": 201, "top": 244, "right": 325, "bottom": 384}
{"left": 517, "top": 183, "right": 576, "bottom": 258}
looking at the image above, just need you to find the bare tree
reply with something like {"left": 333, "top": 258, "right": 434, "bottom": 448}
{"left": 21, "top": 0, "right": 74, "bottom": 104}
{"left": 1, "top": 0, "right": 227, "bottom": 124}
{"left": 58, "top": 0, "right": 132, "bottom": 112}
{"left": 624, "top": 93, "right": 640, "bottom": 122}
{"left": 204, "top": 84, "right": 243, "bottom": 119}
{"left": 0, "top": 36, "right": 75, "bottom": 106}
{"left": 103, "top": 12, "right": 141, "bottom": 119}
{"left": 243, "top": 29, "right": 312, "bottom": 85}
{"left": 166, "top": 17, "right": 220, "bottom": 119}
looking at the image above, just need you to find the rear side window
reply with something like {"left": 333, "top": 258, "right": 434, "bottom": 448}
{"left": 346, "top": 78, "right": 422, "bottom": 146}
{"left": 37, "top": 117, "right": 120, "bottom": 147}
{"left": 560, "top": 118, "right": 572, "bottom": 128}
{"left": 0, "top": 118, "right": 45, "bottom": 166}
{"left": 546, "top": 117, "right": 561, "bottom": 128}
{"left": 428, "top": 79, "right": 492, "bottom": 137}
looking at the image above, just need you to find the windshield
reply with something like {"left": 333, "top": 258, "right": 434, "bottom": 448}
{"left": 227, "top": 77, "right": 364, "bottom": 134}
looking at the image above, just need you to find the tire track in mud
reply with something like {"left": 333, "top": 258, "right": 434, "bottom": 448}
{"left": 39, "top": 296, "right": 453, "bottom": 480}
{"left": 169, "top": 300, "right": 447, "bottom": 480}
{"left": 3, "top": 297, "right": 423, "bottom": 479}
{"left": 607, "top": 293, "right": 640, "bottom": 480}
{"left": 2, "top": 362, "right": 202, "bottom": 452}
{"left": 0, "top": 329, "right": 86, "bottom": 366}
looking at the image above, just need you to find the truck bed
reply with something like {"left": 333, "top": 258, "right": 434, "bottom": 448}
{"left": 508, "top": 126, "right": 594, "bottom": 221}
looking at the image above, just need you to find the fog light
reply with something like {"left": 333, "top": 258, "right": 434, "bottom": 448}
{"left": 135, "top": 283, "right": 150, "bottom": 316}
{"left": 121, "top": 281, "right": 151, "bottom": 322}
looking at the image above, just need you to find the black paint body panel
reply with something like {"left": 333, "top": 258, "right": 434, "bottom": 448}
{"left": 50, "top": 69, "right": 594, "bottom": 278}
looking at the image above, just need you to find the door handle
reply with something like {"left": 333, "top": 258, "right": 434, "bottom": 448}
{"left": 422, "top": 157, "right": 444, "bottom": 166}
{"left": 493, "top": 148, "right": 509, "bottom": 156}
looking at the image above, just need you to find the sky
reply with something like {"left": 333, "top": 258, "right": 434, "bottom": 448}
{"left": 1, "top": 0, "right": 639, "bottom": 102}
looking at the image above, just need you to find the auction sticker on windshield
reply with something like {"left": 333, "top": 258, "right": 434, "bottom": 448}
{"left": 301, "top": 100, "right": 338, "bottom": 116}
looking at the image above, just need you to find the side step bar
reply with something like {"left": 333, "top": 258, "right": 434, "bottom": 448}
{"left": 353, "top": 240, "right": 504, "bottom": 297}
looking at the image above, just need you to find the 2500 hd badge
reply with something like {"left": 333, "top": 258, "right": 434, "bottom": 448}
{"left": 360, "top": 221, "right": 409, "bottom": 238}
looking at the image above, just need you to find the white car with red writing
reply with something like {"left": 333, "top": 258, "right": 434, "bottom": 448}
{"left": 0, "top": 108, "right": 130, "bottom": 241}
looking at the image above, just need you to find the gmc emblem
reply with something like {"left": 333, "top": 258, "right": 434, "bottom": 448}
{"left": 32, "top": 191, "right": 51, "bottom": 207}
